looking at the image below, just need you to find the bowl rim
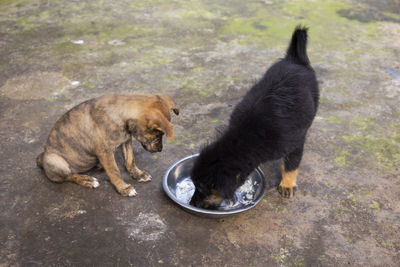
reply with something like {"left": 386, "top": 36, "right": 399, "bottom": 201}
{"left": 162, "top": 153, "right": 266, "bottom": 216}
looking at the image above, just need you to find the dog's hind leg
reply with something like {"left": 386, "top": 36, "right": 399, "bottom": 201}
{"left": 42, "top": 152, "right": 72, "bottom": 183}
{"left": 121, "top": 140, "right": 152, "bottom": 183}
{"left": 42, "top": 153, "right": 99, "bottom": 188}
{"left": 279, "top": 145, "right": 304, "bottom": 198}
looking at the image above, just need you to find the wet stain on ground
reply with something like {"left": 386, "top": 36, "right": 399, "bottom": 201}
{"left": 1, "top": 0, "right": 400, "bottom": 266}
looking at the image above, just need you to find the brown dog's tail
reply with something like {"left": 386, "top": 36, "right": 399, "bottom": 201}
{"left": 36, "top": 152, "right": 44, "bottom": 168}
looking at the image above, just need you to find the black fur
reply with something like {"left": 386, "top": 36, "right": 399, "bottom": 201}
{"left": 190, "top": 26, "right": 319, "bottom": 208}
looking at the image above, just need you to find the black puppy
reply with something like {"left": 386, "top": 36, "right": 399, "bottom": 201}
{"left": 190, "top": 26, "right": 319, "bottom": 209}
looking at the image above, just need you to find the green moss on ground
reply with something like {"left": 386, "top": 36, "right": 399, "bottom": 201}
{"left": 335, "top": 118, "right": 400, "bottom": 171}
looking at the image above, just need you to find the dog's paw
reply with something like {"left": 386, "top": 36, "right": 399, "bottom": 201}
{"left": 78, "top": 175, "right": 100, "bottom": 188}
{"left": 130, "top": 169, "right": 152, "bottom": 183}
{"left": 119, "top": 185, "right": 137, "bottom": 197}
{"left": 128, "top": 187, "right": 137, "bottom": 197}
{"left": 137, "top": 171, "right": 152, "bottom": 183}
{"left": 92, "top": 177, "right": 100, "bottom": 188}
{"left": 278, "top": 184, "right": 296, "bottom": 198}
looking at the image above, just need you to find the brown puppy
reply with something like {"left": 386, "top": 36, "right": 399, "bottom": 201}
{"left": 36, "top": 94, "right": 179, "bottom": 197}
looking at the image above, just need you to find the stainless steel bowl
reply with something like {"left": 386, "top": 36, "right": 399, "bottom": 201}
{"left": 163, "top": 154, "right": 266, "bottom": 218}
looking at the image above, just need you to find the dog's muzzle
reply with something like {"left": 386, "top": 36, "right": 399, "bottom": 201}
{"left": 190, "top": 189, "right": 224, "bottom": 210}
{"left": 142, "top": 141, "right": 162, "bottom": 153}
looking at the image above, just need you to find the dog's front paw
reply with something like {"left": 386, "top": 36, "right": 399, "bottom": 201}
{"left": 130, "top": 168, "right": 152, "bottom": 183}
{"left": 278, "top": 183, "right": 296, "bottom": 198}
{"left": 119, "top": 185, "right": 137, "bottom": 197}
{"left": 137, "top": 171, "right": 152, "bottom": 183}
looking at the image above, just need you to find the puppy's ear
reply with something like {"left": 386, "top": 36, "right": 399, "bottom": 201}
{"left": 156, "top": 94, "right": 180, "bottom": 115}
{"left": 146, "top": 111, "right": 174, "bottom": 140}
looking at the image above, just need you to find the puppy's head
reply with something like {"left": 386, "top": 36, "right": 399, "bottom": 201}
{"left": 189, "top": 143, "right": 237, "bottom": 209}
{"left": 133, "top": 122, "right": 165, "bottom": 152}
{"left": 128, "top": 95, "right": 179, "bottom": 153}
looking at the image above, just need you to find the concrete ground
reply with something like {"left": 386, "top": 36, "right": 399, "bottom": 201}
{"left": 1, "top": 0, "right": 399, "bottom": 266}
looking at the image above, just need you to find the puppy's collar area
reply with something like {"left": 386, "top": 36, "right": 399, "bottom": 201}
{"left": 125, "top": 119, "right": 138, "bottom": 135}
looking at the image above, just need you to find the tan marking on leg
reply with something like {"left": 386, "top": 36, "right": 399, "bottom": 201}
{"left": 279, "top": 162, "right": 298, "bottom": 198}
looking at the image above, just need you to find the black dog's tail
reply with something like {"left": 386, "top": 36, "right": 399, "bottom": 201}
{"left": 285, "top": 25, "right": 310, "bottom": 66}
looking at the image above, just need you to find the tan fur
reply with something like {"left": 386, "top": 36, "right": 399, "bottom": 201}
{"left": 203, "top": 190, "right": 225, "bottom": 208}
{"left": 279, "top": 162, "right": 298, "bottom": 198}
{"left": 37, "top": 94, "right": 179, "bottom": 196}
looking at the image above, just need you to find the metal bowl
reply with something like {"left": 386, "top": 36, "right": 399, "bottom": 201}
{"left": 163, "top": 154, "right": 266, "bottom": 218}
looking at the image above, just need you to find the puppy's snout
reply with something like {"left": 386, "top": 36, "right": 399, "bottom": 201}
{"left": 154, "top": 139, "right": 163, "bottom": 152}
{"left": 142, "top": 141, "right": 162, "bottom": 153}
{"left": 190, "top": 189, "right": 223, "bottom": 210}
{"left": 150, "top": 142, "right": 162, "bottom": 153}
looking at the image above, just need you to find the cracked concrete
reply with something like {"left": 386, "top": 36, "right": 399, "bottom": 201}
{"left": 0, "top": 0, "right": 399, "bottom": 266}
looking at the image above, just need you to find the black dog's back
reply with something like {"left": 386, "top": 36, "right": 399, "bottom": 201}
{"left": 190, "top": 26, "right": 319, "bottom": 207}
{"left": 229, "top": 27, "right": 319, "bottom": 160}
